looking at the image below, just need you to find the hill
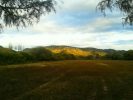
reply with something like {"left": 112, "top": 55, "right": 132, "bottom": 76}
{"left": 46, "top": 45, "right": 107, "bottom": 57}
{"left": 0, "top": 45, "right": 132, "bottom": 65}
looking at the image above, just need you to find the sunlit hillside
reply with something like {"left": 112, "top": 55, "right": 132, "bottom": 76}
{"left": 48, "top": 47, "right": 90, "bottom": 57}
{"left": 46, "top": 46, "right": 106, "bottom": 57}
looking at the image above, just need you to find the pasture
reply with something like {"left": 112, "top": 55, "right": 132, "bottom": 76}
{"left": 0, "top": 60, "right": 133, "bottom": 100}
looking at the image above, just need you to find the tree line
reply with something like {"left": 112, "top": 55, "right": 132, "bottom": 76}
{"left": 0, "top": 46, "right": 133, "bottom": 65}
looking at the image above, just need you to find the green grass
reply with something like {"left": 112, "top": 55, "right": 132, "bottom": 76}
{"left": 0, "top": 60, "right": 133, "bottom": 100}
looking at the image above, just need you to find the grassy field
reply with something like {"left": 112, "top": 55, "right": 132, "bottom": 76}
{"left": 0, "top": 60, "right": 133, "bottom": 100}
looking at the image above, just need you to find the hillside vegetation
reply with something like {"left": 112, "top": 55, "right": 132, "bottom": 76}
{"left": 0, "top": 45, "right": 133, "bottom": 65}
{"left": 46, "top": 46, "right": 106, "bottom": 57}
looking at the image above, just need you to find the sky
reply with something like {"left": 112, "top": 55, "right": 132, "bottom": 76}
{"left": 0, "top": 0, "right": 133, "bottom": 50}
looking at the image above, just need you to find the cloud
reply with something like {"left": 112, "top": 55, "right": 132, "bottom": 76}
{"left": 0, "top": 0, "right": 133, "bottom": 50}
{"left": 114, "top": 40, "right": 133, "bottom": 45}
{"left": 56, "top": 0, "right": 101, "bottom": 12}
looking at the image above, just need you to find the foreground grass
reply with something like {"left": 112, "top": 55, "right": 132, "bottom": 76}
{"left": 0, "top": 60, "right": 133, "bottom": 100}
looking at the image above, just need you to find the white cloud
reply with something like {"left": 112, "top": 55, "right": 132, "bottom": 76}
{"left": 56, "top": 0, "right": 101, "bottom": 12}
{"left": 0, "top": 0, "right": 132, "bottom": 50}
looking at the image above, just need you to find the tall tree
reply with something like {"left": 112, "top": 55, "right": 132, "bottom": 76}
{"left": 0, "top": 0, "right": 56, "bottom": 31}
{"left": 97, "top": 0, "right": 133, "bottom": 25}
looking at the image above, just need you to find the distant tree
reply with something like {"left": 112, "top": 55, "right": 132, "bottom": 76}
{"left": 105, "top": 51, "right": 125, "bottom": 60}
{"left": 13, "top": 45, "right": 23, "bottom": 51}
{"left": 57, "top": 51, "right": 76, "bottom": 60}
{"left": 124, "top": 50, "right": 133, "bottom": 60}
{"left": 0, "top": 0, "right": 56, "bottom": 31}
{"left": 8, "top": 43, "right": 13, "bottom": 50}
{"left": 28, "top": 47, "right": 54, "bottom": 61}
{"left": 86, "top": 55, "right": 94, "bottom": 60}
{"left": 17, "top": 45, "right": 24, "bottom": 51}
{"left": 97, "top": 0, "right": 133, "bottom": 25}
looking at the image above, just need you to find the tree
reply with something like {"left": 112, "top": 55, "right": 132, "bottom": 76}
{"left": 27, "top": 47, "right": 55, "bottom": 61}
{"left": 124, "top": 50, "right": 133, "bottom": 60}
{"left": 0, "top": 0, "right": 56, "bottom": 31}
{"left": 97, "top": 0, "right": 133, "bottom": 25}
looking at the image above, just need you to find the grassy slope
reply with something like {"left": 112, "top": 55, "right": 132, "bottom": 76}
{"left": 0, "top": 60, "right": 133, "bottom": 100}
{"left": 46, "top": 46, "right": 106, "bottom": 57}
{"left": 48, "top": 48, "right": 91, "bottom": 56}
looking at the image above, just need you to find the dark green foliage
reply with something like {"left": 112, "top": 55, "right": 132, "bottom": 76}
{"left": 0, "top": 48, "right": 32, "bottom": 65}
{"left": 0, "top": 47, "right": 16, "bottom": 64}
{"left": 104, "top": 50, "right": 133, "bottom": 60}
{"left": 97, "top": 0, "right": 133, "bottom": 25}
{"left": 0, "top": 0, "right": 56, "bottom": 31}
{"left": 105, "top": 51, "right": 125, "bottom": 60}
{"left": 58, "top": 51, "right": 77, "bottom": 60}
{"left": 25, "top": 47, "right": 55, "bottom": 61}
{"left": 18, "top": 52, "right": 34, "bottom": 62}
{"left": 86, "top": 55, "right": 94, "bottom": 59}
{"left": 124, "top": 50, "right": 133, "bottom": 60}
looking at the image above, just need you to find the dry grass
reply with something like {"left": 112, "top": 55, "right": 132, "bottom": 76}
{"left": 0, "top": 60, "right": 133, "bottom": 100}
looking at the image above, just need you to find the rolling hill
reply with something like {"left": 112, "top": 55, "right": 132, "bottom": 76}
{"left": 46, "top": 45, "right": 107, "bottom": 57}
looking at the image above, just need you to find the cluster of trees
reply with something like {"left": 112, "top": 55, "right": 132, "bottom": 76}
{"left": 105, "top": 50, "right": 133, "bottom": 60}
{"left": 0, "top": 47, "right": 79, "bottom": 65}
{"left": 0, "top": 46, "right": 133, "bottom": 65}
{"left": 0, "top": 46, "right": 35, "bottom": 65}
